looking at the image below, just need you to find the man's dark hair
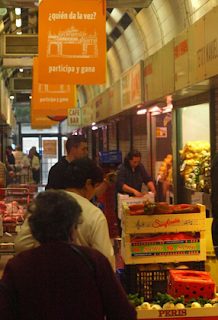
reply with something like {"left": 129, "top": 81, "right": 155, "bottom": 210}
{"left": 64, "top": 158, "right": 103, "bottom": 189}
{"left": 28, "top": 190, "right": 82, "bottom": 243}
{"left": 124, "top": 149, "right": 141, "bottom": 166}
{"left": 66, "top": 135, "right": 87, "bottom": 154}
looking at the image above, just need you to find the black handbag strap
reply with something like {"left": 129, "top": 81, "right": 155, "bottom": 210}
{"left": 70, "top": 245, "right": 96, "bottom": 277}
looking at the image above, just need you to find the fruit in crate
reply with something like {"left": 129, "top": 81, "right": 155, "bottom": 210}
{"left": 128, "top": 201, "right": 156, "bottom": 215}
{"left": 136, "top": 291, "right": 218, "bottom": 311}
{"left": 171, "top": 203, "right": 200, "bottom": 214}
{"left": 154, "top": 202, "right": 173, "bottom": 214}
{"left": 0, "top": 200, "right": 25, "bottom": 223}
{"left": 128, "top": 201, "right": 200, "bottom": 215}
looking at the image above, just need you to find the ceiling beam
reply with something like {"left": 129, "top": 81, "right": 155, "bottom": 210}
{"left": 0, "top": 0, "right": 153, "bottom": 8}
{"left": 107, "top": 0, "right": 152, "bottom": 8}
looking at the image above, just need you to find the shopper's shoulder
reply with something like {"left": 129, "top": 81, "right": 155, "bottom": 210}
{"left": 76, "top": 244, "right": 108, "bottom": 264}
{"left": 51, "top": 157, "right": 68, "bottom": 169}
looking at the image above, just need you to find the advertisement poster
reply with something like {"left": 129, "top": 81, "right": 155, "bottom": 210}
{"left": 38, "top": 0, "right": 106, "bottom": 84}
{"left": 32, "top": 58, "right": 76, "bottom": 117}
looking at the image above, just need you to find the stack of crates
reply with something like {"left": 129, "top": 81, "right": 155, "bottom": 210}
{"left": 120, "top": 202, "right": 206, "bottom": 301}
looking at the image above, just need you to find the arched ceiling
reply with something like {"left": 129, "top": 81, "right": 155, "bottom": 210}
{"left": 0, "top": 0, "right": 217, "bottom": 121}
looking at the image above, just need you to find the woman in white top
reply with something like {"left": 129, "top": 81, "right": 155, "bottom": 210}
{"left": 15, "top": 158, "right": 115, "bottom": 269}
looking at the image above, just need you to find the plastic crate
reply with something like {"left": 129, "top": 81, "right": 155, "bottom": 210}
{"left": 168, "top": 269, "right": 216, "bottom": 301}
{"left": 121, "top": 261, "right": 206, "bottom": 301}
{"left": 123, "top": 265, "right": 168, "bottom": 301}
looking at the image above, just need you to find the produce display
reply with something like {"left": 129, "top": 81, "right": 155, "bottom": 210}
{"left": 158, "top": 154, "right": 173, "bottom": 185}
{"left": 128, "top": 201, "right": 200, "bottom": 215}
{"left": 0, "top": 200, "right": 25, "bottom": 232}
{"left": 179, "top": 141, "right": 211, "bottom": 192}
{"left": 135, "top": 292, "right": 218, "bottom": 310}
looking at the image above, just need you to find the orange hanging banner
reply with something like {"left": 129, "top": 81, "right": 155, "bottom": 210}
{"left": 30, "top": 112, "right": 56, "bottom": 129}
{"left": 32, "top": 57, "right": 76, "bottom": 117}
{"left": 38, "top": 0, "right": 106, "bottom": 84}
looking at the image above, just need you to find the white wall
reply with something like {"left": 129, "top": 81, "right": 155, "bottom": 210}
{"left": 181, "top": 103, "right": 210, "bottom": 146}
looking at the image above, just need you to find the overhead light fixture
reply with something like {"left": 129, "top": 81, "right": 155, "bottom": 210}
{"left": 137, "top": 108, "right": 147, "bottom": 115}
{"left": 92, "top": 125, "right": 98, "bottom": 131}
{"left": 19, "top": 68, "right": 23, "bottom": 72}
{"left": 92, "top": 122, "right": 96, "bottom": 126}
{"left": 15, "top": 8, "right": 21, "bottom": 15}
{"left": 10, "top": 95, "right": 15, "bottom": 100}
{"left": 16, "top": 19, "right": 22, "bottom": 28}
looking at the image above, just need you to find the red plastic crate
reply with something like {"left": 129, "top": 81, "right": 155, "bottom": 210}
{"left": 167, "top": 269, "right": 216, "bottom": 301}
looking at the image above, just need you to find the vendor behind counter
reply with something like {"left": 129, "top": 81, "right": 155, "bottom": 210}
{"left": 116, "top": 150, "right": 156, "bottom": 197}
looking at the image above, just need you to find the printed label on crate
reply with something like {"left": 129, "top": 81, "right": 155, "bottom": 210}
{"left": 137, "top": 307, "right": 218, "bottom": 319}
{"left": 122, "top": 213, "right": 205, "bottom": 233}
{"left": 131, "top": 240, "right": 200, "bottom": 256}
{"left": 136, "top": 216, "right": 201, "bottom": 229}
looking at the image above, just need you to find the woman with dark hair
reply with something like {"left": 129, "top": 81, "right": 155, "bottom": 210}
{"left": 117, "top": 149, "right": 156, "bottom": 197}
{"left": 15, "top": 158, "right": 115, "bottom": 269}
{"left": 0, "top": 190, "right": 136, "bottom": 320}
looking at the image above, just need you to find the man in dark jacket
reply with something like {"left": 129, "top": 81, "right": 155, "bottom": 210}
{"left": 45, "top": 135, "right": 88, "bottom": 189}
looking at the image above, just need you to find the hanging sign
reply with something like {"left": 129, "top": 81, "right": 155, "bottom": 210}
{"left": 31, "top": 112, "right": 55, "bottom": 129}
{"left": 32, "top": 58, "right": 76, "bottom": 117}
{"left": 38, "top": 0, "right": 106, "bottom": 84}
{"left": 68, "top": 108, "right": 81, "bottom": 126}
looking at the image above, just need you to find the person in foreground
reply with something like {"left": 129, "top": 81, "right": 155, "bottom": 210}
{"left": 15, "top": 158, "right": 115, "bottom": 269}
{"left": 0, "top": 190, "right": 136, "bottom": 320}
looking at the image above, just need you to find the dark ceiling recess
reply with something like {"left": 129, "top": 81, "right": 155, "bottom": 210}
{"left": 15, "top": 92, "right": 30, "bottom": 102}
{"left": 110, "top": 26, "right": 122, "bottom": 41}
{"left": 134, "top": 8, "right": 143, "bottom": 13}
{"left": 119, "top": 13, "right": 132, "bottom": 30}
